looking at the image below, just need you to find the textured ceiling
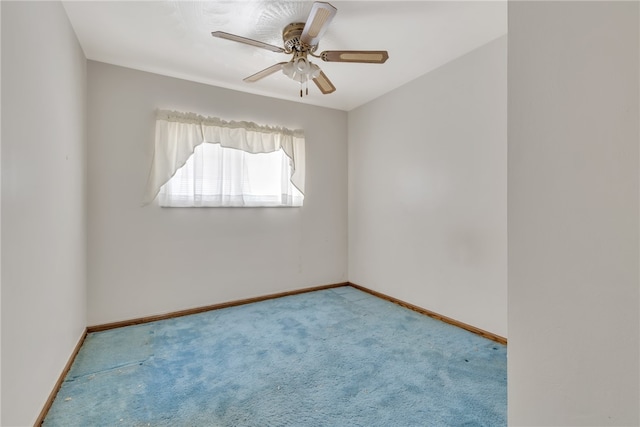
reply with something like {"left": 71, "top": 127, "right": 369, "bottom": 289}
{"left": 63, "top": 1, "right": 507, "bottom": 111}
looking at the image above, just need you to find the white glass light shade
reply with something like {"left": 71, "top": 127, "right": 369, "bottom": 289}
{"left": 282, "top": 57, "right": 321, "bottom": 83}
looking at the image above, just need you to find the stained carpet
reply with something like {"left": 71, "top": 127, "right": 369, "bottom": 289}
{"left": 44, "top": 287, "right": 507, "bottom": 426}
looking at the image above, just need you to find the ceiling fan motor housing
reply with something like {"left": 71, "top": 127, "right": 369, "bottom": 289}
{"left": 283, "top": 23, "right": 310, "bottom": 52}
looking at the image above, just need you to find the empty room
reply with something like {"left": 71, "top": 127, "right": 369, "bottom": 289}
{"left": 1, "top": 1, "right": 639, "bottom": 426}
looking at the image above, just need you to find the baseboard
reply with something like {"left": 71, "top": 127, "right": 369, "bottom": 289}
{"left": 349, "top": 282, "right": 507, "bottom": 345}
{"left": 36, "top": 283, "right": 348, "bottom": 425}
{"left": 34, "top": 328, "right": 88, "bottom": 426}
{"left": 37, "top": 281, "right": 503, "bottom": 425}
{"left": 87, "top": 281, "right": 506, "bottom": 344}
{"left": 88, "top": 282, "right": 349, "bottom": 333}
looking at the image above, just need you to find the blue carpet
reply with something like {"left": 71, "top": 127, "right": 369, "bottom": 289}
{"left": 44, "top": 287, "right": 507, "bottom": 426}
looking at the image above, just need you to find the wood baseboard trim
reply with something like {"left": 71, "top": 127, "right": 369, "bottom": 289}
{"left": 87, "top": 282, "right": 349, "bottom": 333}
{"left": 87, "top": 281, "right": 506, "bottom": 345}
{"left": 348, "top": 282, "right": 507, "bottom": 345}
{"left": 37, "top": 281, "right": 501, "bottom": 425}
{"left": 35, "top": 328, "right": 88, "bottom": 426}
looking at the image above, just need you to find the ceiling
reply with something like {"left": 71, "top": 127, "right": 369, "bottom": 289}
{"left": 62, "top": 1, "right": 507, "bottom": 111}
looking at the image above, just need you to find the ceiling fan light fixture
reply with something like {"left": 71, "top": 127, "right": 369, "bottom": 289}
{"left": 309, "top": 63, "right": 321, "bottom": 79}
{"left": 294, "top": 56, "right": 310, "bottom": 74}
{"left": 282, "top": 57, "right": 320, "bottom": 83}
{"left": 282, "top": 61, "right": 296, "bottom": 79}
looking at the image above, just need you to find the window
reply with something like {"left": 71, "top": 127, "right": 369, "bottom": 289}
{"left": 143, "top": 110, "right": 305, "bottom": 207}
{"left": 158, "top": 143, "right": 303, "bottom": 207}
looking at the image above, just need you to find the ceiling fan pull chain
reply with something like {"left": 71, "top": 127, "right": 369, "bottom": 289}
{"left": 300, "top": 81, "right": 303, "bottom": 98}
{"left": 306, "top": 80, "right": 309, "bottom": 96}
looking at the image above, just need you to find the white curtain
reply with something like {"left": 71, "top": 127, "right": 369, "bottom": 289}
{"left": 143, "top": 110, "right": 305, "bottom": 205}
{"left": 157, "top": 143, "right": 303, "bottom": 207}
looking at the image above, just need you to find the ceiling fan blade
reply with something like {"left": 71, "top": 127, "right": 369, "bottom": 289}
{"left": 211, "top": 31, "right": 285, "bottom": 53}
{"left": 313, "top": 70, "right": 336, "bottom": 94}
{"left": 243, "top": 62, "right": 288, "bottom": 83}
{"left": 321, "top": 50, "right": 389, "bottom": 64}
{"left": 300, "top": 2, "right": 337, "bottom": 47}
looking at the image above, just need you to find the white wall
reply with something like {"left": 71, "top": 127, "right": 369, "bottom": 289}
{"left": 508, "top": 2, "right": 639, "bottom": 425}
{"left": 87, "top": 62, "right": 348, "bottom": 325}
{"left": 1, "top": 2, "right": 87, "bottom": 425}
{"left": 348, "top": 37, "right": 507, "bottom": 337}
{"left": 0, "top": 1, "right": 3, "bottom": 422}
{"left": 0, "top": 1, "right": 4, "bottom": 422}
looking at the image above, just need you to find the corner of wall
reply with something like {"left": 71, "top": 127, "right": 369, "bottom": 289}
{"left": 347, "top": 37, "right": 507, "bottom": 338}
{"left": 1, "top": 2, "right": 88, "bottom": 425}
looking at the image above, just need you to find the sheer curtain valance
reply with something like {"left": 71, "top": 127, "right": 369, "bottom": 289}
{"left": 143, "top": 110, "right": 305, "bottom": 205}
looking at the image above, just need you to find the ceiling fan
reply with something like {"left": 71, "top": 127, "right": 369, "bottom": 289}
{"left": 211, "top": 1, "right": 389, "bottom": 97}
